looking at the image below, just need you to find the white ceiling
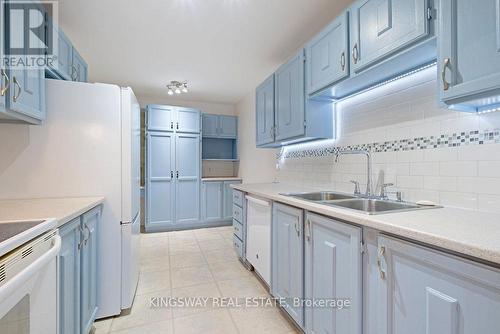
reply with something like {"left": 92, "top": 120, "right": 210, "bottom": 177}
{"left": 58, "top": 0, "right": 351, "bottom": 104}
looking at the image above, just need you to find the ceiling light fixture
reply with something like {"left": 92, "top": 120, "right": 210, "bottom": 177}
{"left": 167, "top": 81, "right": 188, "bottom": 96}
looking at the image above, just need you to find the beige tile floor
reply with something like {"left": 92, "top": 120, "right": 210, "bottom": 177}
{"left": 94, "top": 226, "right": 300, "bottom": 334}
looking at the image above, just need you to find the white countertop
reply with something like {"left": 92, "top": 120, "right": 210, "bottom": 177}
{"left": 0, "top": 197, "right": 105, "bottom": 228}
{"left": 202, "top": 177, "right": 243, "bottom": 181}
{"left": 232, "top": 182, "right": 500, "bottom": 266}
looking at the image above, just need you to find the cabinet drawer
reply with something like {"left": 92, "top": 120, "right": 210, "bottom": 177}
{"left": 233, "top": 190, "right": 243, "bottom": 207}
{"left": 233, "top": 235, "right": 243, "bottom": 258}
{"left": 233, "top": 204, "right": 243, "bottom": 223}
{"left": 233, "top": 219, "right": 243, "bottom": 240}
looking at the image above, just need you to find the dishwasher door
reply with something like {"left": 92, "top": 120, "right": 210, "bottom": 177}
{"left": 245, "top": 195, "right": 272, "bottom": 285}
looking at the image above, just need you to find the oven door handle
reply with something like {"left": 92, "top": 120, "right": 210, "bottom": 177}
{"left": 0, "top": 235, "right": 61, "bottom": 301}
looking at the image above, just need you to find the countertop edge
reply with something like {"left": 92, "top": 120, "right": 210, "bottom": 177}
{"left": 233, "top": 183, "right": 500, "bottom": 266}
{"left": 55, "top": 197, "right": 105, "bottom": 228}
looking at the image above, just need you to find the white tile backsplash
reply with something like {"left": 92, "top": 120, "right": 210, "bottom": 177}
{"left": 276, "top": 67, "right": 500, "bottom": 211}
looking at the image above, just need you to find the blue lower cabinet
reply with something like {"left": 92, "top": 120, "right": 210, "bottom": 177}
{"left": 376, "top": 235, "right": 500, "bottom": 334}
{"left": 223, "top": 181, "right": 241, "bottom": 220}
{"left": 58, "top": 218, "right": 81, "bottom": 334}
{"left": 57, "top": 205, "right": 101, "bottom": 334}
{"left": 272, "top": 203, "right": 304, "bottom": 327}
{"left": 202, "top": 181, "right": 223, "bottom": 221}
{"left": 304, "top": 212, "right": 362, "bottom": 334}
{"left": 80, "top": 206, "right": 101, "bottom": 334}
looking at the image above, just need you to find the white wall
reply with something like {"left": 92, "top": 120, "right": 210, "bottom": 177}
{"left": 235, "top": 92, "right": 278, "bottom": 183}
{"left": 136, "top": 95, "right": 235, "bottom": 115}
{"left": 275, "top": 65, "right": 500, "bottom": 213}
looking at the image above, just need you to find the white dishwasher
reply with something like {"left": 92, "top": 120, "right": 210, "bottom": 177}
{"left": 245, "top": 195, "right": 272, "bottom": 285}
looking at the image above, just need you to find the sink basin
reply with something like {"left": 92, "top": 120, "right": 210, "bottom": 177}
{"left": 280, "top": 191, "right": 356, "bottom": 201}
{"left": 327, "top": 198, "right": 430, "bottom": 214}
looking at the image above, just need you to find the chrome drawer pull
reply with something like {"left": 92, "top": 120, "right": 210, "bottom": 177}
{"left": 442, "top": 58, "right": 451, "bottom": 91}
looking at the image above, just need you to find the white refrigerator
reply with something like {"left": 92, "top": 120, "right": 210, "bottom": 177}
{"left": 0, "top": 79, "right": 141, "bottom": 317}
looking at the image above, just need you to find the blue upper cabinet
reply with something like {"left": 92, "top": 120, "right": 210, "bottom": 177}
{"left": 350, "top": 0, "right": 430, "bottom": 73}
{"left": 202, "top": 114, "right": 219, "bottom": 137}
{"left": 306, "top": 12, "right": 349, "bottom": 95}
{"left": 72, "top": 48, "right": 88, "bottom": 82}
{"left": 202, "top": 114, "right": 237, "bottom": 138}
{"left": 218, "top": 115, "right": 237, "bottom": 138}
{"left": 275, "top": 50, "right": 306, "bottom": 142}
{"left": 176, "top": 107, "right": 201, "bottom": 133}
{"left": 438, "top": 0, "right": 500, "bottom": 112}
{"left": 255, "top": 74, "right": 275, "bottom": 146}
{"left": 46, "top": 19, "right": 73, "bottom": 81}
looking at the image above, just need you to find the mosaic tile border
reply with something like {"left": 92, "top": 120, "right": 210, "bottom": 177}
{"left": 279, "top": 128, "right": 500, "bottom": 159}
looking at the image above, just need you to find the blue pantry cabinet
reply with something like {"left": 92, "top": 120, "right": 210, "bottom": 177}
{"left": 350, "top": 0, "right": 430, "bottom": 73}
{"left": 146, "top": 105, "right": 201, "bottom": 231}
{"left": 438, "top": 0, "right": 500, "bottom": 112}
{"left": 272, "top": 203, "right": 304, "bottom": 327}
{"left": 275, "top": 50, "right": 306, "bottom": 142}
{"left": 306, "top": 12, "right": 349, "bottom": 95}
{"left": 175, "top": 133, "right": 201, "bottom": 224}
{"left": 375, "top": 235, "right": 500, "bottom": 333}
{"left": 58, "top": 205, "right": 101, "bottom": 334}
{"left": 255, "top": 74, "right": 275, "bottom": 146}
{"left": 304, "top": 212, "right": 362, "bottom": 334}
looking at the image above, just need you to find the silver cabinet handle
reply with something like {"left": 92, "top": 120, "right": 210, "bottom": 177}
{"left": 76, "top": 64, "right": 81, "bottom": 82}
{"left": 377, "top": 246, "right": 386, "bottom": 280}
{"left": 340, "top": 52, "right": 346, "bottom": 71}
{"left": 1, "top": 69, "right": 9, "bottom": 96}
{"left": 170, "top": 121, "right": 174, "bottom": 129}
{"left": 442, "top": 58, "right": 450, "bottom": 91}
{"left": 71, "top": 65, "right": 77, "bottom": 81}
{"left": 176, "top": 122, "right": 179, "bottom": 130}
{"left": 176, "top": 171, "right": 179, "bottom": 179}
{"left": 84, "top": 224, "right": 91, "bottom": 246}
{"left": 12, "top": 77, "right": 21, "bottom": 102}
{"left": 305, "top": 219, "right": 311, "bottom": 242}
{"left": 294, "top": 221, "right": 300, "bottom": 237}
{"left": 352, "top": 43, "right": 359, "bottom": 64}
{"left": 78, "top": 225, "right": 85, "bottom": 249}
{"left": 170, "top": 171, "right": 173, "bottom": 178}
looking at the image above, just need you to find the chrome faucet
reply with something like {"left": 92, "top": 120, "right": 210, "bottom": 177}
{"left": 335, "top": 149, "right": 374, "bottom": 197}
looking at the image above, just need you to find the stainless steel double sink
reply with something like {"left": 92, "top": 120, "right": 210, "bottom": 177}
{"left": 280, "top": 191, "right": 440, "bottom": 215}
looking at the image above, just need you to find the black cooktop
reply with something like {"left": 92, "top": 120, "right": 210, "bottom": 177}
{"left": 0, "top": 220, "right": 46, "bottom": 244}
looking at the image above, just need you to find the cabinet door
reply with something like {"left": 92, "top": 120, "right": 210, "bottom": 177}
{"left": 376, "top": 235, "right": 500, "bottom": 334}
{"left": 305, "top": 213, "right": 362, "bottom": 334}
{"left": 202, "top": 114, "right": 219, "bottom": 137}
{"left": 223, "top": 181, "right": 241, "bottom": 220}
{"left": 47, "top": 20, "right": 73, "bottom": 80}
{"left": 439, "top": 0, "right": 500, "bottom": 105}
{"left": 306, "top": 12, "right": 349, "bottom": 95}
{"left": 175, "top": 133, "right": 200, "bottom": 224}
{"left": 272, "top": 203, "right": 304, "bottom": 327}
{"left": 72, "top": 48, "right": 88, "bottom": 82}
{"left": 218, "top": 115, "right": 237, "bottom": 138}
{"left": 146, "top": 132, "right": 175, "bottom": 230}
{"left": 350, "top": 0, "right": 429, "bottom": 73}
{"left": 58, "top": 218, "right": 81, "bottom": 334}
{"left": 275, "top": 50, "right": 305, "bottom": 141}
{"left": 255, "top": 74, "right": 275, "bottom": 146}
{"left": 147, "top": 105, "right": 175, "bottom": 132}
{"left": 81, "top": 206, "right": 100, "bottom": 334}
{"left": 176, "top": 107, "right": 200, "bottom": 133}
{"left": 202, "top": 181, "right": 223, "bottom": 221}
